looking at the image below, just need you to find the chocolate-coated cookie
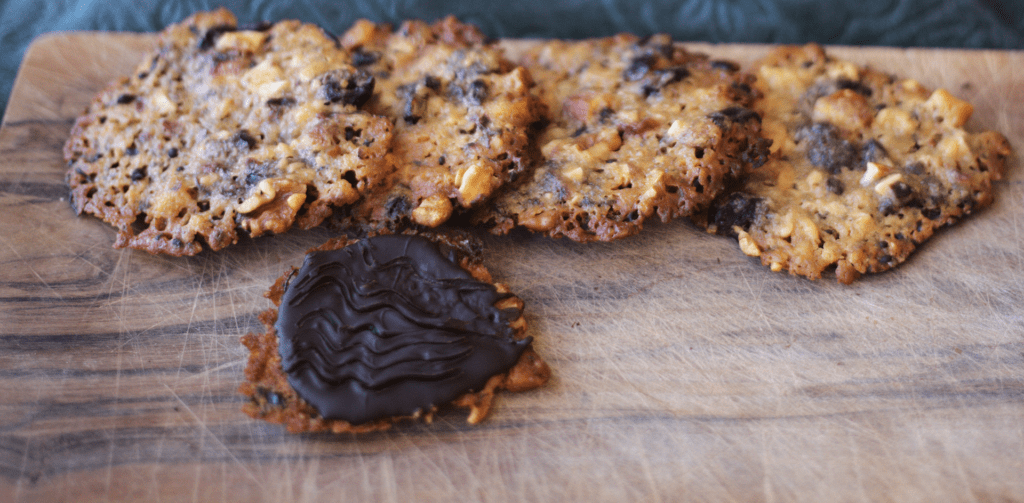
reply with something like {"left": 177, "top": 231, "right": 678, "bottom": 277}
{"left": 239, "top": 232, "right": 550, "bottom": 433}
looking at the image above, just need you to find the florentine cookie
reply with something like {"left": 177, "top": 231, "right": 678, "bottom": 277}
{"left": 472, "top": 34, "right": 770, "bottom": 242}
{"left": 240, "top": 232, "right": 550, "bottom": 433}
{"left": 705, "top": 43, "right": 1012, "bottom": 283}
{"left": 334, "top": 17, "right": 539, "bottom": 230}
{"left": 65, "top": 9, "right": 393, "bottom": 255}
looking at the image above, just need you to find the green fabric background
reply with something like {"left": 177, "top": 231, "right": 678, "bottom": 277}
{"left": 1, "top": 0, "right": 1021, "bottom": 119}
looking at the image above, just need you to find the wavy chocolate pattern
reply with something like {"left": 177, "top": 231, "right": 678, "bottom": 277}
{"left": 275, "top": 234, "right": 531, "bottom": 424}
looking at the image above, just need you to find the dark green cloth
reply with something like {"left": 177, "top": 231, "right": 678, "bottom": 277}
{"left": 1, "top": 0, "right": 1021, "bottom": 119}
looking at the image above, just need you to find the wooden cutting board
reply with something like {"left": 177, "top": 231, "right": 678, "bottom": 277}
{"left": 1, "top": 32, "right": 1022, "bottom": 502}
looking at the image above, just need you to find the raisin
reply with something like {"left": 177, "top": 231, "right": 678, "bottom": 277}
{"left": 468, "top": 79, "right": 488, "bottom": 105}
{"left": 826, "top": 176, "right": 845, "bottom": 195}
{"left": 116, "top": 94, "right": 136, "bottom": 105}
{"left": 351, "top": 47, "right": 380, "bottom": 67}
{"left": 167, "top": 147, "right": 178, "bottom": 158}
{"left": 384, "top": 196, "right": 411, "bottom": 220}
{"left": 732, "top": 81, "right": 753, "bottom": 96}
{"left": 861, "top": 138, "right": 889, "bottom": 165}
{"left": 891, "top": 181, "right": 914, "bottom": 201}
{"left": 623, "top": 53, "right": 658, "bottom": 81}
{"left": 904, "top": 162, "right": 926, "bottom": 175}
{"left": 836, "top": 78, "right": 872, "bottom": 97}
{"left": 711, "top": 60, "right": 740, "bottom": 72}
{"left": 198, "top": 24, "right": 236, "bottom": 51}
{"left": 423, "top": 75, "right": 442, "bottom": 91}
{"left": 397, "top": 82, "right": 425, "bottom": 124}
{"left": 743, "top": 137, "right": 773, "bottom": 169}
{"left": 711, "top": 192, "right": 765, "bottom": 237}
{"left": 130, "top": 167, "right": 147, "bottom": 181}
{"left": 125, "top": 145, "right": 138, "bottom": 156}
{"left": 640, "top": 66, "right": 690, "bottom": 97}
{"left": 708, "top": 107, "right": 760, "bottom": 129}
{"left": 257, "top": 386, "right": 284, "bottom": 406}
{"left": 321, "top": 71, "right": 375, "bottom": 108}
{"left": 266, "top": 97, "right": 296, "bottom": 108}
{"left": 799, "top": 123, "right": 857, "bottom": 174}
{"left": 344, "top": 127, "right": 361, "bottom": 142}
{"left": 233, "top": 131, "right": 258, "bottom": 150}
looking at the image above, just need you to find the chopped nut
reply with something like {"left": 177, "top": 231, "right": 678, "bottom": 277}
{"left": 457, "top": 162, "right": 496, "bottom": 206}
{"left": 257, "top": 80, "right": 289, "bottom": 100}
{"left": 874, "top": 108, "right": 918, "bottom": 136}
{"left": 150, "top": 91, "right": 176, "bottom": 116}
{"left": 737, "top": 230, "right": 761, "bottom": 257}
{"left": 411, "top": 194, "right": 453, "bottom": 227}
{"left": 237, "top": 181, "right": 276, "bottom": 214}
{"left": 925, "top": 88, "right": 973, "bottom": 127}
{"left": 299, "top": 58, "right": 329, "bottom": 81}
{"left": 813, "top": 89, "right": 873, "bottom": 131}
{"left": 825, "top": 60, "right": 859, "bottom": 82}
{"left": 286, "top": 193, "right": 306, "bottom": 211}
{"left": 874, "top": 173, "right": 903, "bottom": 196}
{"left": 861, "top": 161, "right": 892, "bottom": 187}
{"left": 243, "top": 59, "right": 284, "bottom": 91}
{"left": 563, "top": 166, "right": 585, "bottom": 183}
{"left": 666, "top": 120, "right": 685, "bottom": 137}
{"left": 806, "top": 169, "right": 825, "bottom": 187}
{"left": 937, "top": 134, "right": 971, "bottom": 162}
{"left": 215, "top": 31, "right": 268, "bottom": 52}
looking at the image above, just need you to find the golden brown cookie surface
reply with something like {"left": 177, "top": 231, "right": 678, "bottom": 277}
{"left": 334, "top": 17, "right": 540, "bottom": 230}
{"left": 705, "top": 43, "right": 1012, "bottom": 283}
{"left": 239, "top": 232, "right": 550, "bottom": 433}
{"left": 65, "top": 9, "right": 392, "bottom": 255}
{"left": 473, "top": 34, "right": 769, "bottom": 242}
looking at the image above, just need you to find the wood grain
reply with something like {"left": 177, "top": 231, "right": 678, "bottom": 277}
{"left": 1, "top": 33, "right": 1022, "bottom": 502}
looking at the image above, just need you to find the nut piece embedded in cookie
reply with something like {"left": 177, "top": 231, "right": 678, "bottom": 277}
{"left": 239, "top": 233, "right": 550, "bottom": 433}
{"left": 705, "top": 43, "right": 1012, "bottom": 283}
{"left": 472, "top": 34, "right": 770, "bottom": 242}
{"left": 64, "top": 9, "right": 393, "bottom": 255}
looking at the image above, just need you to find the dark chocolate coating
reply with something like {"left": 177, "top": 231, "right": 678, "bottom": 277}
{"left": 276, "top": 234, "right": 531, "bottom": 424}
